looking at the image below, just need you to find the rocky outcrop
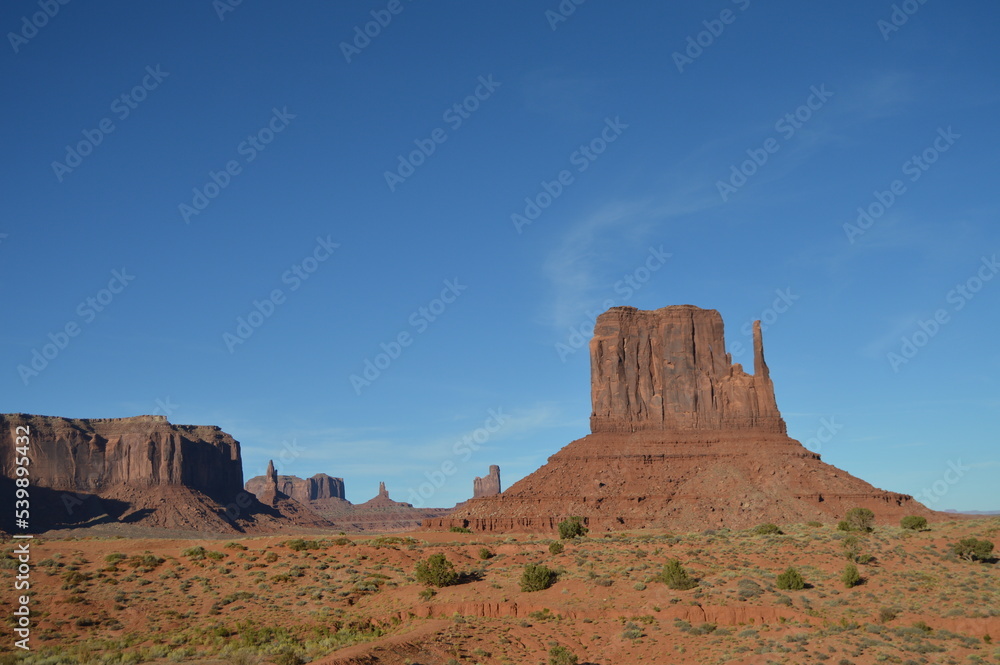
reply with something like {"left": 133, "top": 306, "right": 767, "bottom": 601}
{"left": 590, "top": 306, "right": 784, "bottom": 434}
{"left": 427, "top": 305, "right": 938, "bottom": 534}
{"left": 473, "top": 465, "right": 501, "bottom": 498}
{"left": 246, "top": 471, "right": 345, "bottom": 504}
{"left": 0, "top": 414, "right": 328, "bottom": 533}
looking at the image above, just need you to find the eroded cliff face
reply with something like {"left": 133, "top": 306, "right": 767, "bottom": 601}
{"left": 0, "top": 413, "right": 243, "bottom": 501}
{"left": 589, "top": 306, "right": 784, "bottom": 434}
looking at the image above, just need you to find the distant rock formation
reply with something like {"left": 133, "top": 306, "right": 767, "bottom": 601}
{"left": 245, "top": 471, "right": 345, "bottom": 504}
{"left": 0, "top": 414, "right": 327, "bottom": 533}
{"left": 473, "top": 465, "right": 501, "bottom": 498}
{"left": 244, "top": 474, "right": 452, "bottom": 532}
{"left": 427, "top": 305, "right": 938, "bottom": 534}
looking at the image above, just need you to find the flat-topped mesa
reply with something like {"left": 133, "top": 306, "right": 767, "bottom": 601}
{"left": 0, "top": 413, "right": 244, "bottom": 501}
{"left": 473, "top": 465, "right": 501, "bottom": 498}
{"left": 589, "top": 305, "right": 785, "bottom": 434}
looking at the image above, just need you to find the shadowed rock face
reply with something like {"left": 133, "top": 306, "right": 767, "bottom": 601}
{"left": 473, "top": 465, "right": 501, "bottom": 498}
{"left": 0, "top": 413, "right": 243, "bottom": 502}
{"left": 427, "top": 305, "right": 937, "bottom": 534}
{"left": 590, "top": 306, "right": 784, "bottom": 434}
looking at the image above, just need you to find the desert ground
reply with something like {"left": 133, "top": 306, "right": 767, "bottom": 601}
{"left": 2, "top": 518, "right": 997, "bottom": 665}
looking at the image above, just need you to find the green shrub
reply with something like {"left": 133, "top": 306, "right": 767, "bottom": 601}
{"left": 104, "top": 553, "right": 127, "bottom": 564}
{"left": 272, "top": 648, "right": 304, "bottom": 665}
{"left": 449, "top": 526, "right": 472, "bottom": 534}
{"left": 656, "top": 559, "right": 698, "bottom": 590}
{"left": 182, "top": 546, "right": 207, "bottom": 560}
{"left": 478, "top": 547, "right": 494, "bottom": 560}
{"left": 775, "top": 567, "right": 805, "bottom": 591}
{"left": 737, "top": 579, "right": 763, "bottom": 600}
{"left": 414, "top": 553, "right": 459, "bottom": 587}
{"left": 224, "top": 541, "right": 248, "bottom": 550}
{"left": 418, "top": 588, "right": 436, "bottom": 601}
{"left": 549, "top": 541, "right": 564, "bottom": 555}
{"left": 953, "top": 538, "right": 994, "bottom": 562}
{"left": 837, "top": 521, "right": 851, "bottom": 532}
{"left": 520, "top": 563, "right": 556, "bottom": 592}
{"left": 558, "top": 517, "right": 588, "bottom": 540}
{"left": 807, "top": 521, "right": 823, "bottom": 527}
{"left": 284, "top": 538, "right": 323, "bottom": 551}
{"left": 754, "top": 523, "right": 782, "bottom": 535}
{"left": 844, "top": 507, "right": 875, "bottom": 532}
{"left": 842, "top": 534, "right": 862, "bottom": 562}
{"left": 549, "top": 645, "right": 578, "bottom": 665}
{"left": 900, "top": 515, "right": 928, "bottom": 531}
{"left": 841, "top": 563, "right": 862, "bottom": 588}
{"left": 878, "top": 607, "right": 898, "bottom": 623}
{"left": 127, "top": 554, "right": 165, "bottom": 571}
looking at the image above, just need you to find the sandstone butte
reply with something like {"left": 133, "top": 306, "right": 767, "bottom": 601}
{"left": 0, "top": 413, "right": 328, "bottom": 533}
{"left": 425, "top": 304, "right": 939, "bottom": 534}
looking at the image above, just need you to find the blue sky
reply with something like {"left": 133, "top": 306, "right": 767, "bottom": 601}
{"left": 2, "top": 1, "right": 997, "bottom": 512}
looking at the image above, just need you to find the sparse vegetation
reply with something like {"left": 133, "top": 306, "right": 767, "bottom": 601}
{"left": 841, "top": 563, "right": 862, "bottom": 588}
{"left": 844, "top": 507, "right": 875, "bottom": 532}
{"left": 775, "top": 567, "right": 805, "bottom": 591}
{"left": 414, "top": 553, "right": 459, "bottom": 587}
{"left": 558, "top": 517, "right": 588, "bottom": 540}
{"left": 478, "top": 547, "right": 494, "bottom": 560}
{"left": 520, "top": 563, "right": 556, "bottom": 592}
{"left": 753, "top": 523, "right": 782, "bottom": 535}
{"left": 901, "top": 515, "right": 928, "bottom": 531}
{"left": 449, "top": 526, "right": 472, "bottom": 534}
{"left": 548, "top": 644, "right": 578, "bottom": 665}
{"left": 549, "top": 541, "right": 564, "bottom": 555}
{"left": 656, "top": 558, "right": 698, "bottom": 590}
